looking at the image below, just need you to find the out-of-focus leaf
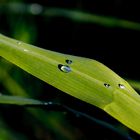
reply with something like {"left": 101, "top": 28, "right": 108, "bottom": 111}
{"left": 126, "top": 79, "right": 140, "bottom": 91}
{"left": 1, "top": 3, "right": 140, "bottom": 30}
{"left": 0, "top": 94, "right": 42, "bottom": 105}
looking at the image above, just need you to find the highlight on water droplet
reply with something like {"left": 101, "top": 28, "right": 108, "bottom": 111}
{"left": 58, "top": 64, "right": 71, "bottom": 73}
{"left": 104, "top": 83, "right": 110, "bottom": 88}
{"left": 118, "top": 84, "right": 125, "bottom": 89}
{"left": 66, "top": 59, "right": 73, "bottom": 64}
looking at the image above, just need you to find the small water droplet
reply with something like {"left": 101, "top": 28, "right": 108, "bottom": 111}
{"left": 58, "top": 64, "right": 71, "bottom": 73}
{"left": 66, "top": 59, "right": 73, "bottom": 64}
{"left": 118, "top": 84, "right": 125, "bottom": 89}
{"left": 17, "top": 41, "right": 21, "bottom": 45}
{"left": 104, "top": 83, "right": 110, "bottom": 88}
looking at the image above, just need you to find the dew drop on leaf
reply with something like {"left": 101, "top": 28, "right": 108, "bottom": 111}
{"left": 58, "top": 64, "right": 71, "bottom": 73}
{"left": 104, "top": 83, "right": 110, "bottom": 88}
{"left": 118, "top": 84, "right": 125, "bottom": 89}
{"left": 66, "top": 59, "right": 73, "bottom": 64}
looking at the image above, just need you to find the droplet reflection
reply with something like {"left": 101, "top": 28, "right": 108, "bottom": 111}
{"left": 118, "top": 84, "right": 125, "bottom": 89}
{"left": 58, "top": 64, "right": 71, "bottom": 73}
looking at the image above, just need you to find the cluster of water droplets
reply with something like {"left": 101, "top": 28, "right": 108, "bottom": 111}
{"left": 58, "top": 59, "right": 126, "bottom": 90}
{"left": 58, "top": 59, "right": 73, "bottom": 73}
{"left": 104, "top": 82, "right": 125, "bottom": 89}
{"left": 104, "top": 83, "right": 110, "bottom": 88}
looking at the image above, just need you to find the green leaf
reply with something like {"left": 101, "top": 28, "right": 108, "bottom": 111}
{"left": 0, "top": 33, "right": 140, "bottom": 134}
{"left": 0, "top": 94, "right": 42, "bottom": 105}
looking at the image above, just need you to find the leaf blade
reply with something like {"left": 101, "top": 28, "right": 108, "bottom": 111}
{"left": 0, "top": 34, "right": 115, "bottom": 108}
{"left": 0, "top": 95, "right": 42, "bottom": 105}
{"left": 1, "top": 34, "right": 140, "bottom": 134}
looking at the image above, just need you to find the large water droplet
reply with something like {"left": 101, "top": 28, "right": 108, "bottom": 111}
{"left": 58, "top": 64, "right": 71, "bottom": 73}
{"left": 118, "top": 84, "right": 125, "bottom": 89}
{"left": 104, "top": 83, "right": 110, "bottom": 88}
{"left": 66, "top": 59, "right": 73, "bottom": 64}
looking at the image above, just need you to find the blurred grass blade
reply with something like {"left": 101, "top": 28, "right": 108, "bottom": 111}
{"left": 126, "top": 79, "right": 140, "bottom": 91}
{"left": 1, "top": 3, "right": 140, "bottom": 30}
{"left": 0, "top": 34, "right": 140, "bottom": 134}
{"left": 44, "top": 8, "right": 140, "bottom": 30}
{"left": 0, "top": 64, "right": 29, "bottom": 97}
{"left": 0, "top": 94, "right": 42, "bottom": 105}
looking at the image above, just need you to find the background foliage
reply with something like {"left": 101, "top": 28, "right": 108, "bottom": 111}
{"left": 0, "top": 0, "right": 140, "bottom": 139}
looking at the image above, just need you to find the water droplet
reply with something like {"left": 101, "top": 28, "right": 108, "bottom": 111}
{"left": 104, "top": 83, "right": 110, "bottom": 88}
{"left": 58, "top": 64, "right": 71, "bottom": 73}
{"left": 17, "top": 41, "right": 21, "bottom": 45}
{"left": 118, "top": 84, "right": 125, "bottom": 89}
{"left": 66, "top": 59, "right": 72, "bottom": 64}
